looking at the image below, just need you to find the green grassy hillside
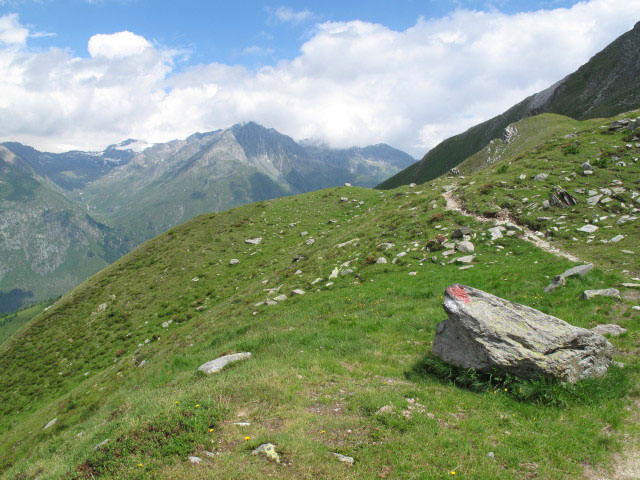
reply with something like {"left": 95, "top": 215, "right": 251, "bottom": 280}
{"left": 0, "top": 112, "right": 639, "bottom": 479}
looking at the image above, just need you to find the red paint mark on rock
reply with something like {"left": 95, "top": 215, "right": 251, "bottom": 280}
{"left": 447, "top": 285, "right": 470, "bottom": 304}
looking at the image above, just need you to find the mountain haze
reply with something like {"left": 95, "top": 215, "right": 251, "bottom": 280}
{"left": 378, "top": 20, "right": 640, "bottom": 189}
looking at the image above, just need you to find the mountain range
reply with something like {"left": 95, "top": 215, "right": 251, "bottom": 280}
{"left": 378, "top": 20, "right": 640, "bottom": 189}
{"left": 0, "top": 123, "right": 414, "bottom": 312}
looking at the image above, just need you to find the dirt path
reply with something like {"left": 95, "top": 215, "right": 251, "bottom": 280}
{"left": 442, "top": 188, "right": 583, "bottom": 263}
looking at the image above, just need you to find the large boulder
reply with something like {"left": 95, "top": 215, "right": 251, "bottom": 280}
{"left": 432, "top": 285, "right": 614, "bottom": 382}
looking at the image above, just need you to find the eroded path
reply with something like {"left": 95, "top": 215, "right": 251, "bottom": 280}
{"left": 442, "top": 187, "right": 583, "bottom": 263}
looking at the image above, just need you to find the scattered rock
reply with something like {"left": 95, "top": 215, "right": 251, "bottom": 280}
{"left": 274, "top": 294, "right": 287, "bottom": 302}
{"left": 198, "top": 352, "right": 252, "bottom": 374}
{"left": 188, "top": 456, "right": 201, "bottom": 464}
{"left": 43, "top": 418, "right": 57, "bottom": 430}
{"left": 581, "top": 161, "right": 594, "bottom": 172}
{"left": 306, "top": 238, "right": 315, "bottom": 245}
{"left": 376, "top": 257, "right": 388, "bottom": 264}
{"left": 329, "top": 267, "right": 339, "bottom": 280}
{"left": 577, "top": 224, "right": 598, "bottom": 233}
{"left": 340, "top": 197, "right": 349, "bottom": 202}
{"left": 292, "top": 289, "right": 306, "bottom": 295}
{"left": 452, "top": 227, "right": 471, "bottom": 239}
{"left": 376, "top": 405, "right": 394, "bottom": 414}
{"left": 549, "top": 190, "right": 577, "bottom": 208}
{"left": 378, "top": 242, "right": 395, "bottom": 250}
{"left": 544, "top": 264, "right": 593, "bottom": 292}
{"left": 336, "top": 238, "right": 359, "bottom": 248}
{"left": 433, "top": 284, "right": 614, "bottom": 382}
{"left": 252, "top": 443, "right": 280, "bottom": 463}
{"left": 488, "top": 227, "right": 503, "bottom": 240}
{"left": 587, "top": 194, "right": 602, "bottom": 205}
{"left": 95, "top": 439, "right": 109, "bottom": 449}
{"left": 591, "top": 324, "right": 627, "bottom": 336}
{"left": 344, "top": 182, "right": 352, "bottom": 187}
{"left": 609, "top": 235, "right": 624, "bottom": 243}
{"left": 582, "top": 289, "right": 621, "bottom": 301}
{"left": 300, "top": 231, "right": 308, "bottom": 237}
{"left": 332, "top": 453, "right": 355, "bottom": 465}
{"left": 245, "top": 237, "right": 263, "bottom": 245}
{"left": 455, "top": 255, "right": 475, "bottom": 264}
{"left": 456, "top": 241, "right": 475, "bottom": 253}
{"left": 533, "top": 173, "right": 548, "bottom": 181}
{"left": 292, "top": 254, "right": 305, "bottom": 262}
{"left": 622, "top": 283, "right": 640, "bottom": 288}
{"left": 229, "top": 259, "right": 240, "bottom": 265}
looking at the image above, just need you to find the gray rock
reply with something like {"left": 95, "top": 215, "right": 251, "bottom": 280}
{"left": 43, "top": 418, "right": 57, "bottom": 430}
{"left": 544, "top": 264, "right": 594, "bottom": 292}
{"left": 332, "top": 453, "right": 355, "bottom": 465}
{"left": 329, "top": 267, "right": 339, "bottom": 279}
{"left": 622, "top": 283, "right": 640, "bottom": 288}
{"left": 340, "top": 197, "right": 349, "bottom": 202}
{"left": 456, "top": 241, "right": 475, "bottom": 253}
{"left": 488, "top": 227, "right": 503, "bottom": 240}
{"left": 376, "top": 257, "right": 388, "bottom": 264}
{"left": 433, "top": 284, "right": 614, "bottom": 382}
{"left": 542, "top": 200, "right": 550, "bottom": 209}
{"left": 292, "top": 254, "right": 305, "bottom": 262}
{"left": 198, "top": 352, "right": 252, "bottom": 374}
{"left": 273, "top": 294, "right": 287, "bottom": 302}
{"left": 587, "top": 194, "right": 602, "bottom": 206}
{"left": 591, "top": 324, "right": 627, "bottom": 336}
{"left": 609, "top": 235, "right": 624, "bottom": 243}
{"left": 306, "top": 238, "right": 315, "bottom": 245}
{"left": 582, "top": 289, "right": 621, "bottom": 301}
{"left": 455, "top": 255, "right": 475, "bottom": 264}
{"left": 581, "top": 162, "right": 594, "bottom": 171}
{"left": 452, "top": 227, "right": 471, "bottom": 239}
{"left": 534, "top": 173, "right": 548, "bottom": 181}
{"left": 549, "top": 190, "right": 577, "bottom": 208}
{"left": 252, "top": 443, "right": 280, "bottom": 463}
{"left": 577, "top": 224, "right": 598, "bottom": 233}
{"left": 378, "top": 242, "right": 395, "bottom": 250}
{"left": 95, "top": 439, "right": 109, "bottom": 449}
{"left": 292, "top": 289, "right": 306, "bottom": 295}
{"left": 245, "top": 237, "right": 263, "bottom": 245}
{"left": 229, "top": 258, "right": 240, "bottom": 265}
{"left": 188, "top": 456, "right": 202, "bottom": 464}
{"left": 300, "top": 231, "right": 308, "bottom": 237}
{"left": 344, "top": 182, "right": 352, "bottom": 187}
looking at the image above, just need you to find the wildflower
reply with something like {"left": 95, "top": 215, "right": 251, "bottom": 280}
{"left": 244, "top": 436, "right": 251, "bottom": 441}
{"left": 209, "top": 428, "right": 214, "bottom": 432}
{"left": 321, "top": 430, "right": 326, "bottom": 434}
{"left": 504, "top": 388, "right": 508, "bottom": 392}
{"left": 175, "top": 401, "right": 179, "bottom": 405}
{"left": 138, "top": 463, "right": 143, "bottom": 468}
{"left": 450, "top": 471, "right": 456, "bottom": 475}
{"left": 195, "top": 404, "right": 200, "bottom": 408}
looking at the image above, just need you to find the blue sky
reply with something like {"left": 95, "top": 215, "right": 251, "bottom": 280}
{"left": 4, "top": 0, "right": 585, "bottom": 68}
{"left": 0, "top": 0, "right": 637, "bottom": 155}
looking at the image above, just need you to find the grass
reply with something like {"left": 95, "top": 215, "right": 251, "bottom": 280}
{"left": 0, "top": 302, "right": 51, "bottom": 345}
{"left": 0, "top": 112, "right": 639, "bottom": 479}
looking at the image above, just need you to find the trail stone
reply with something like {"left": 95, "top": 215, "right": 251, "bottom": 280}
{"left": 433, "top": 284, "right": 614, "bottom": 382}
{"left": 456, "top": 241, "right": 475, "bottom": 253}
{"left": 577, "top": 224, "right": 598, "bottom": 233}
{"left": 198, "top": 352, "right": 251, "bottom": 374}
{"left": 245, "top": 237, "right": 263, "bottom": 245}
{"left": 332, "top": 453, "right": 355, "bottom": 465}
{"left": 376, "top": 257, "right": 388, "bottom": 264}
{"left": 591, "top": 324, "right": 627, "bottom": 336}
{"left": 229, "top": 259, "right": 240, "bottom": 265}
{"left": 252, "top": 443, "right": 280, "bottom": 463}
{"left": 544, "top": 264, "right": 593, "bottom": 292}
{"left": 43, "top": 418, "right": 57, "bottom": 430}
{"left": 582, "top": 289, "right": 621, "bottom": 300}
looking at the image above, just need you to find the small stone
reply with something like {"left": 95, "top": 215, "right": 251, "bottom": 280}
{"left": 409, "top": 271, "right": 417, "bottom": 276}
{"left": 252, "top": 443, "right": 280, "bottom": 463}
{"left": 292, "top": 289, "right": 306, "bottom": 295}
{"left": 198, "top": 353, "right": 252, "bottom": 374}
{"left": 344, "top": 182, "right": 352, "bottom": 187}
{"left": 340, "top": 197, "right": 349, "bottom": 202}
{"left": 229, "top": 258, "right": 240, "bottom": 265}
{"left": 162, "top": 321, "right": 170, "bottom": 328}
{"left": 609, "top": 235, "right": 624, "bottom": 243}
{"left": 577, "top": 224, "right": 598, "bottom": 233}
{"left": 455, "top": 255, "right": 475, "bottom": 264}
{"left": 591, "top": 324, "right": 627, "bottom": 336}
{"left": 376, "top": 257, "right": 388, "bottom": 264}
{"left": 95, "top": 439, "right": 109, "bottom": 449}
{"left": 329, "top": 267, "right": 339, "bottom": 279}
{"left": 459, "top": 265, "right": 474, "bottom": 270}
{"left": 306, "top": 238, "right": 315, "bottom": 245}
{"left": 581, "top": 162, "right": 594, "bottom": 171}
{"left": 456, "top": 241, "right": 474, "bottom": 253}
{"left": 452, "top": 227, "right": 471, "bottom": 239}
{"left": 622, "top": 283, "right": 640, "bottom": 288}
{"left": 274, "top": 294, "right": 287, "bottom": 302}
{"left": 488, "top": 227, "right": 503, "bottom": 240}
{"left": 487, "top": 452, "right": 495, "bottom": 459}
{"left": 533, "top": 173, "right": 548, "bottom": 181}
{"left": 245, "top": 237, "right": 263, "bottom": 245}
{"left": 188, "top": 456, "right": 202, "bottom": 464}
{"left": 300, "top": 231, "right": 308, "bottom": 237}
{"left": 332, "top": 453, "right": 354, "bottom": 465}
{"left": 43, "top": 418, "right": 57, "bottom": 430}
{"left": 582, "top": 289, "right": 621, "bottom": 301}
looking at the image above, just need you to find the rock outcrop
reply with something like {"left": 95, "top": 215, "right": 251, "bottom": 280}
{"left": 432, "top": 285, "right": 614, "bottom": 382}
{"left": 198, "top": 352, "right": 251, "bottom": 374}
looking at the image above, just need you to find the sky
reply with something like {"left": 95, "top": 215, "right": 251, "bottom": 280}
{"left": 0, "top": 0, "right": 638, "bottom": 157}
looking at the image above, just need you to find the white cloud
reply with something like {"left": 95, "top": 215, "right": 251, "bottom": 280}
{"left": 241, "top": 45, "right": 275, "bottom": 56}
{"left": 0, "top": 2, "right": 639, "bottom": 157}
{"left": 88, "top": 31, "right": 151, "bottom": 58}
{"left": 0, "top": 13, "right": 28, "bottom": 45}
{"left": 272, "top": 6, "right": 313, "bottom": 24}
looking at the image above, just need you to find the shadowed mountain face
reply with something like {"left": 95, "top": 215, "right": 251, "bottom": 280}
{"left": 0, "top": 123, "right": 414, "bottom": 312}
{"left": 378, "top": 21, "right": 640, "bottom": 189}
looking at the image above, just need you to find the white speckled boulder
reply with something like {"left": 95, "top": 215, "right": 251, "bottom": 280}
{"left": 433, "top": 285, "right": 614, "bottom": 382}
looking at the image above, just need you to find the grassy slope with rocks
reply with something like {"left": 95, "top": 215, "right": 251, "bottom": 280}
{"left": 0, "top": 112, "right": 639, "bottom": 479}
